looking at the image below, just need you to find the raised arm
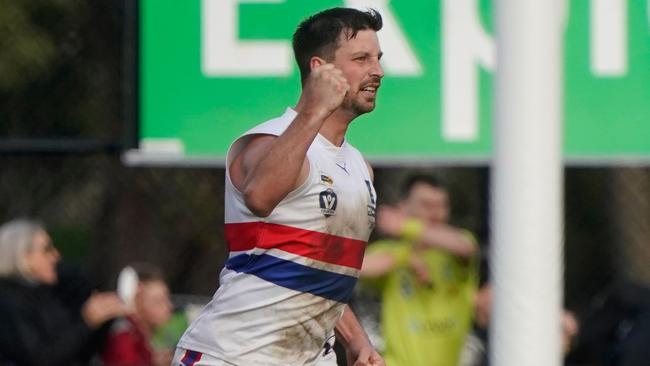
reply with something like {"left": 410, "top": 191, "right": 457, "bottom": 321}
{"left": 229, "top": 63, "right": 349, "bottom": 217}
{"left": 376, "top": 205, "right": 476, "bottom": 258}
{"left": 415, "top": 222, "right": 476, "bottom": 258}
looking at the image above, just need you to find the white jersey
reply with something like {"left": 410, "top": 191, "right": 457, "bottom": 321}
{"left": 178, "top": 108, "right": 377, "bottom": 366}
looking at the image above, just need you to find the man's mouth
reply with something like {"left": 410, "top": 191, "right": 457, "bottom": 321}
{"left": 360, "top": 83, "right": 380, "bottom": 96}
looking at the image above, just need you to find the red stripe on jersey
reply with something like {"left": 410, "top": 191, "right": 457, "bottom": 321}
{"left": 225, "top": 222, "right": 366, "bottom": 270}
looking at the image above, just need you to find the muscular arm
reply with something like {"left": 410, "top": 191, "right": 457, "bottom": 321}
{"left": 230, "top": 63, "right": 349, "bottom": 217}
{"left": 229, "top": 116, "right": 321, "bottom": 217}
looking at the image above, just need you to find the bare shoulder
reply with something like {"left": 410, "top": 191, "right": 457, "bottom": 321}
{"left": 229, "top": 134, "right": 277, "bottom": 191}
{"left": 229, "top": 134, "right": 311, "bottom": 193}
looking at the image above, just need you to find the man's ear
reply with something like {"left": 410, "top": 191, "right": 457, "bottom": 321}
{"left": 309, "top": 56, "right": 327, "bottom": 70}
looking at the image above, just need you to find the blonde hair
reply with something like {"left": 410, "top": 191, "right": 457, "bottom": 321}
{"left": 0, "top": 219, "right": 45, "bottom": 279}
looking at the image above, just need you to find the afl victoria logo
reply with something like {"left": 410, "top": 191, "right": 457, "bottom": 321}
{"left": 319, "top": 189, "right": 338, "bottom": 217}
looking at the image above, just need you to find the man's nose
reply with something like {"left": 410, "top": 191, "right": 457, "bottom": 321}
{"left": 370, "top": 59, "right": 384, "bottom": 79}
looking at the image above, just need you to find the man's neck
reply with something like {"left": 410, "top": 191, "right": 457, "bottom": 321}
{"left": 319, "top": 110, "right": 355, "bottom": 146}
{"left": 293, "top": 102, "right": 357, "bottom": 146}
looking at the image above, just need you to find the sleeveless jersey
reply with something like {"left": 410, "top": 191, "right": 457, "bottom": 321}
{"left": 178, "top": 108, "right": 377, "bottom": 366}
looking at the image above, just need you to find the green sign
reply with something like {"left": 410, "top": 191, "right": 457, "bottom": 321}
{"left": 133, "top": 0, "right": 650, "bottom": 164}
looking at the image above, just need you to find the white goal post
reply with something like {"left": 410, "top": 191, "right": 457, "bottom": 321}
{"left": 490, "top": 1, "right": 565, "bottom": 365}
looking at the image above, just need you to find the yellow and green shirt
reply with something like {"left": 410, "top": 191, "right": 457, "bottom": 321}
{"left": 364, "top": 232, "right": 478, "bottom": 366}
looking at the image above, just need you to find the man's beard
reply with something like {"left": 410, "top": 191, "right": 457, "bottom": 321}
{"left": 341, "top": 93, "right": 376, "bottom": 116}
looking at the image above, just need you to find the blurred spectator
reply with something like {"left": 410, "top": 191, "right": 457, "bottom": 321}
{"left": 567, "top": 282, "right": 650, "bottom": 366}
{"left": 360, "top": 174, "right": 479, "bottom": 366}
{"left": 0, "top": 219, "right": 128, "bottom": 366}
{"left": 102, "top": 263, "right": 173, "bottom": 366}
{"left": 459, "top": 283, "right": 580, "bottom": 366}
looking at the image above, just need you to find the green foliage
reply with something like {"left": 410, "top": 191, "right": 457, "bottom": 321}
{"left": 0, "top": 0, "right": 122, "bottom": 139}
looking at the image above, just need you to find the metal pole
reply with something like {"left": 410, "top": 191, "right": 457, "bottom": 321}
{"left": 490, "top": 0, "right": 565, "bottom": 365}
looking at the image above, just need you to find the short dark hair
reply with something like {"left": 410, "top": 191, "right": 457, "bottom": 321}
{"left": 292, "top": 7, "right": 382, "bottom": 82}
{"left": 400, "top": 173, "right": 446, "bottom": 199}
{"left": 129, "top": 262, "right": 165, "bottom": 284}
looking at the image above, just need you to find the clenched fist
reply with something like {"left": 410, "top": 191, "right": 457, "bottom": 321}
{"left": 301, "top": 63, "right": 349, "bottom": 117}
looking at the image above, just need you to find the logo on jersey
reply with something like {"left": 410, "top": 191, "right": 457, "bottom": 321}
{"left": 319, "top": 172, "right": 334, "bottom": 186}
{"left": 322, "top": 335, "right": 336, "bottom": 356}
{"left": 319, "top": 189, "right": 338, "bottom": 217}
{"left": 336, "top": 161, "right": 349, "bottom": 175}
{"left": 367, "top": 206, "right": 376, "bottom": 229}
{"left": 365, "top": 179, "right": 377, "bottom": 228}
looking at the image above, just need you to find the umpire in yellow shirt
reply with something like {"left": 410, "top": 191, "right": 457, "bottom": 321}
{"left": 360, "top": 174, "right": 479, "bottom": 366}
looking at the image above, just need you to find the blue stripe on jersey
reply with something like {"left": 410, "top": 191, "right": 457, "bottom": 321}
{"left": 226, "top": 253, "right": 357, "bottom": 303}
{"left": 180, "top": 350, "right": 202, "bottom": 366}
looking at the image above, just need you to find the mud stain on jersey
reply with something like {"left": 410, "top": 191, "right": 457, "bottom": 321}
{"left": 322, "top": 235, "right": 346, "bottom": 264}
{"left": 271, "top": 293, "right": 343, "bottom": 365}
{"left": 324, "top": 190, "right": 370, "bottom": 240}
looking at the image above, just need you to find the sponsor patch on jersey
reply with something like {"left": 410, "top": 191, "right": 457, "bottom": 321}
{"left": 319, "top": 172, "right": 334, "bottom": 186}
{"left": 319, "top": 189, "right": 338, "bottom": 217}
{"left": 365, "top": 180, "right": 377, "bottom": 228}
{"left": 367, "top": 205, "right": 376, "bottom": 229}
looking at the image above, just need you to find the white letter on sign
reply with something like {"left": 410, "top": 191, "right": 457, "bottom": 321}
{"left": 345, "top": 0, "right": 422, "bottom": 76}
{"left": 442, "top": 0, "right": 495, "bottom": 142}
{"left": 202, "top": 0, "right": 291, "bottom": 76}
{"left": 591, "top": 0, "right": 628, "bottom": 76}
